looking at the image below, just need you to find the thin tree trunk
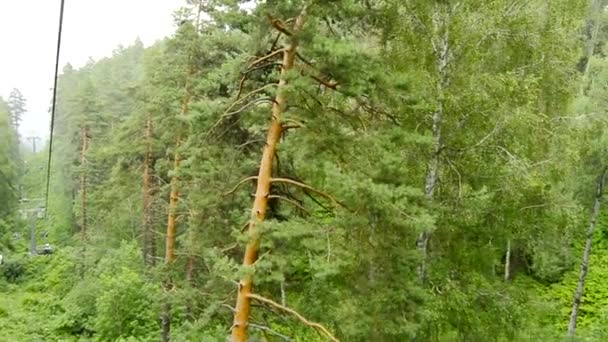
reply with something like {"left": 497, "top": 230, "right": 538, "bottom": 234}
{"left": 580, "top": 0, "right": 603, "bottom": 93}
{"left": 567, "top": 169, "right": 608, "bottom": 337}
{"left": 165, "top": 143, "right": 181, "bottom": 264}
{"left": 143, "top": 116, "right": 156, "bottom": 266}
{"left": 162, "top": 86, "right": 192, "bottom": 342}
{"left": 504, "top": 239, "right": 511, "bottom": 282}
{"left": 80, "top": 125, "right": 88, "bottom": 240}
{"left": 280, "top": 281, "right": 286, "bottom": 307}
{"left": 161, "top": 301, "right": 171, "bottom": 342}
{"left": 417, "top": 6, "right": 451, "bottom": 283}
{"left": 185, "top": 254, "right": 195, "bottom": 320}
{"left": 231, "top": 7, "right": 308, "bottom": 342}
{"left": 29, "top": 212, "right": 37, "bottom": 255}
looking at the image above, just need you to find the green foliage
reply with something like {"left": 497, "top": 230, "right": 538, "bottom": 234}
{"left": 3, "top": 0, "right": 608, "bottom": 340}
{"left": 94, "top": 267, "right": 159, "bottom": 340}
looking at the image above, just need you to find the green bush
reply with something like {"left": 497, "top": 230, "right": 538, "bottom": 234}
{"left": 2, "top": 257, "right": 26, "bottom": 283}
{"left": 94, "top": 266, "right": 159, "bottom": 341}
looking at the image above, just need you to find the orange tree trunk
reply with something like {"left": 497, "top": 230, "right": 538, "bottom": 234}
{"left": 165, "top": 149, "right": 181, "bottom": 264}
{"left": 162, "top": 92, "right": 191, "bottom": 342}
{"left": 231, "top": 8, "right": 307, "bottom": 342}
{"left": 165, "top": 94, "right": 191, "bottom": 264}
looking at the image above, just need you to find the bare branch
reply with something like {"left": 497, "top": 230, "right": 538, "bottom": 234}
{"left": 237, "top": 139, "right": 266, "bottom": 150}
{"left": 270, "top": 177, "right": 345, "bottom": 208}
{"left": 459, "top": 123, "right": 501, "bottom": 152}
{"left": 243, "top": 62, "right": 283, "bottom": 76}
{"left": 248, "top": 293, "right": 339, "bottom": 342}
{"left": 269, "top": 32, "right": 282, "bottom": 52}
{"left": 309, "top": 74, "right": 338, "bottom": 90}
{"left": 296, "top": 52, "right": 315, "bottom": 68}
{"left": 225, "top": 176, "right": 258, "bottom": 195}
{"left": 282, "top": 124, "right": 303, "bottom": 131}
{"left": 445, "top": 156, "right": 462, "bottom": 199}
{"left": 205, "top": 94, "right": 275, "bottom": 140}
{"left": 235, "top": 74, "right": 247, "bottom": 100}
{"left": 267, "top": 14, "right": 294, "bottom": 36}
{"left": 248, "top": 48, "right": 286, "bottom": 69}
{"left": 221, "top": 304, "right": 236, "bottom": 313}
{"left": 227, "top": 84, "right": 278, "bottom": 114}
{"left": 224, "top": 98, "right": 274, "bottom": 118}
{"left": 221, "top": 243, "right": 238, "bottom": 253}
{"left": 268, "top": 195, "right": 311, "bottom": 215}
{"left": 250, "top": 323, "right": 293, "bottom": 341}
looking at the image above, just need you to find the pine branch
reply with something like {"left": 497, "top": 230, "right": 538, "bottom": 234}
{"left": 248, "top": 293, "right": 339, "bottom": 342}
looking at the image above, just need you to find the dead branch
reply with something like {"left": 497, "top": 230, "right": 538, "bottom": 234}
{"left": 250, "top": 323, "right": 293, "bottom": 341}
{"left": 237, "top": 139, "right": 266, "bottom": 150}
{"left": 243, "top": 62, "right": 283, "bottom": 75}
{"left": 248, "top": 293, "right": 339, "bottom": 342}
{"left": 224, "top": 97, "right": 274, "bottom": 117}
{"left": 296, "top": 52, "right": 315, "bottom": 68}
{"left": 206, "top": 70, "right": 280, "bottom": 139}
{"left": 294, "top": 54, "right": 338, "bottom": 90}
{"left": 310, "top": 74, "right": 338, "bottom": 90}
{"left": 444, "top": 156, "right": 462, "bottom": 199}
{"left": 227, "top": 84, "right": 278, "bottom": 114}
{"left": 269, "top": 32, "right": 282, "bottom": 52}
{"left": 268, "top": 195, "right": 311, "bottom": 215}
{"left": 283, "top": 118, "right": 305, "bottom": 126}
{"left": 282, "top": 118, "right": 305, "bottom": 130}
{"left": 240, "top": 221, "right": 250, "bottom": 232}
{"left": 270, "top": 177, "right": 345, "bottom": 208}
{"left": 282, "top": 124, "right": 303, "bottom": 131}
{"left": 236, "top": 75, "right": 247, "bottom": 100}
{"left": 323, "top": 17, "right": 337, "bottom": 36}
{"left": 267, "top": 14, "right": 293, "bottom": 36}
{"left": 225, "top": 176, "right": 258, "bottom": 195}
{"left": 221, "top": 243, "right": 238, "bottom": 253}
{"left": 221, "top": 304, "right": 237, "bottom": 313}
{"left": 248, "top": 48, "right": 286, "bottom": 69}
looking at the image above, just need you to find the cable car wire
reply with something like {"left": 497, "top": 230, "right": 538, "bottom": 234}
{"left": 44, "top": 0, "right": 66, "bottom": 216}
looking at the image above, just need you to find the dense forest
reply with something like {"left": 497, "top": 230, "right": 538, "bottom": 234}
{"left": 5, "top": 0, "right": 608, "bottom": 340}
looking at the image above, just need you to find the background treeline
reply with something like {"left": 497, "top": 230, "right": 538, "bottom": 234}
{"left": 4, "top": 0, "right": 608, "bottom": 340}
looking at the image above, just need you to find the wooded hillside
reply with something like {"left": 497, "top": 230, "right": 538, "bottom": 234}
{"left": 4, "top": 0, "right": 608, "bottom": 341}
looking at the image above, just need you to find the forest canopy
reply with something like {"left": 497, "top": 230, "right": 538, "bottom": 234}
{"left": 4, "top": 0, "right": 608, "bottom": 341}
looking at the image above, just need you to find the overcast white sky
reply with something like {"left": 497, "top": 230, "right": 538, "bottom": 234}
{"left": 0, "top": 0, "right": 184, "bottom": 141}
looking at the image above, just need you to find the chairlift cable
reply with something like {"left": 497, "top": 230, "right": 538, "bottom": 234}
{"left": 44, "top": 0, "right": 66, "bottom": 217}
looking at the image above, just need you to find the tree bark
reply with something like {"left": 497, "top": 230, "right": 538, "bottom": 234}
{"left": 567, "top": 168, "right": 608, "bottom": 337}
{"left": 162, "top": 83, "right": 192, "bottom": 342}
{"left": 165, "top": 144, "right": 181, "bottom": 264}
{"left": 161, "top": 302, "right": 171, "bottom": 342}
{"left": 165, "top": 92, "right": 191, "bottom": 263}
{"left": 417, "top": 5, "right": 451, "bottom": 283}
{"left": 143, "top": 116, "right": 156, "bottom": 266}
{"left": 230, "top": 7, "right": 308, "bottom": 342}
{"left": 80, "top": 125, "right": 88, "bottom": 240}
